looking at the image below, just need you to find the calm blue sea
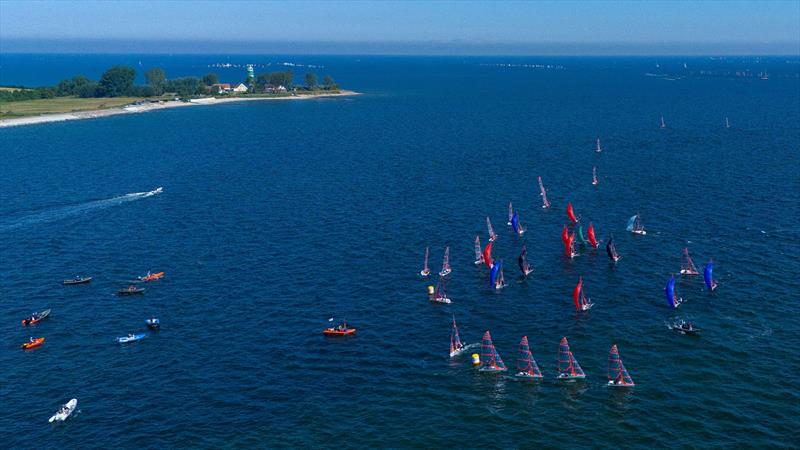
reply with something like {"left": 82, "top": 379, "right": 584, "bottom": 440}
{"left": 1, "top": 54, "right": 799, "bottom": 448}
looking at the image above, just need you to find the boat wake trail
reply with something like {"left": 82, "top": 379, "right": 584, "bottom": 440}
{"left": 0, "top": 187, "right": 163, "bottom": 232}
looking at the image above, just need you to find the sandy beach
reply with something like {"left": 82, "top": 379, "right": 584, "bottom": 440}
{"left": 0, "top": 90, "right": 359, "bottom": 128}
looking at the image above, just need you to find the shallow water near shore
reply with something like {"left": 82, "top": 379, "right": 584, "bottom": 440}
{"left": 1, "top": 55, "right": 799, "bottom": 448}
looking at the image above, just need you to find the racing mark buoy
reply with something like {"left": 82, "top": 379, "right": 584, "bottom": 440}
{"left": 471, "top": 353, "right": 480, "bottom": 366}
{"left": 427, "top": 285, "right": 435, "bottom": 295}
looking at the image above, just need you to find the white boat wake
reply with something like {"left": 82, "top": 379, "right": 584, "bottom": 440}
{"left": 0, "top": 187, "right": 163, "bottom": 232}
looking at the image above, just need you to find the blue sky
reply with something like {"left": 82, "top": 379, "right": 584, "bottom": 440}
{"left": 1, "top": 0, "right": 798, "bottom": 54}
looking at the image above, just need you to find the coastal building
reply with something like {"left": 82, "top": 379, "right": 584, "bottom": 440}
{"left": 211, "top": 83, "right": 231, "bottom": 94}
{"left": 232, "top": 83, "right": 248, "bottom": 93}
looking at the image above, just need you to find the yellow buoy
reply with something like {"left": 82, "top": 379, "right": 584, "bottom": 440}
{"left": 427, "top": 285, "right": 435, "bottom": 295}
{"left": 471, "top": 353, "right": 481, "bottom": 366}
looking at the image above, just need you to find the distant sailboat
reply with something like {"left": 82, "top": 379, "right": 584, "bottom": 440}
{"left": 704, "top": 259, "right": 718, "bottom": 291}
{"left": 577, "top": 224, "right": 588, "bottom": 245}
{"left": 420, "top": 246, "right": 430, "bottom": 277}
{"left": 596, "top": 137, "right": 602, "bottom": 153}
{"left": 680, "top": 247, "right": 699, "bottom": 275}
{"left": 626, "top": 212, "right": 646, "bottom": 235}
{"left": 491, "top": 259, "right": 507, "bottom": 290}
{"left": 439, "top": 246, "right": 451, "bottom": 277}
{"left": 572, "top": 277, "right": 594, "bottom": 312}
{"left": 507, "top": 202, "right": 513, "bottom": 226}
{"left": 606, "top": 235, "right": 621, "bottom": 262}
{"left": 592, "top": 166, "right": 598, "bottom": 186}
{"left": 515, "top": 336, "right": 543, "bottom": 379}
{"left": 565, "top": 231, "right": 577, "bottom": 258}
{"left": 561, "top": 224, "right": 570, "bottom": 247}
{"left": 479, "top": 331, "right": 507, "bottom": 372}
{"left": 511, "top": 211, "right": 524, "bottom": 235}
{"left": 431, "top": 275, "right": 452, "bottom": 304}
{"left": 566, "top": 202, "right": 578, "bottom": 224}
{"left": 473, "top": 235, "right": 484, "bottom": 265}
{"left": 557, "top": 337, "right": 586, "bottom": 381}
{"left": 660, "top": 116, "right": 667, "bottom": 129}
{"left": 725, "top": 117, "right": 731, "bottom": 129}
{"left": 483, "top": 242, "right": 494, "bottom": 269}
{"left": 518, "top": 245, "right": 533, "bottom": 277}
{"left": 665, "top": 275, "right": 682, "bottom": 308}
{"left": 449, "top": 315, "right": 478, "bottom": 357}
{"left": 486, "top": 216, "right": 497, "bottom": 242}
{"left": 607, "top": 344, "right": 635, "bottom": 387}
{"left": 587, "top": 223, "right": 599, "bottom": 248}
{"left": 538, "top": 176, "right": 551, "bottom": 209}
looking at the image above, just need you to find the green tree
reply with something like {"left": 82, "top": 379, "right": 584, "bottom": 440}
{"left": 256, "top": 73, "right": 270, "bottom": 92}
{"left": 145, "top": 68, "right": 167, "bottom": 95}
{"left": 99, "top": 65, "right": 136, "bottom": 97}
{"left": 76, "top": 82, "right": 100, "bottom": 98}
{"left": 166, "top": 77, "right": 202, "bottom": 97}
{"left": 322, "top": 75, "right": 335, "bottom": 90}
{"left": 269, "top": 71, "right": 293, "bottom": 89}
{"left": 202, "top": 72, "right": 219, "bottom": 86}
{"left": 304, "top": 72, "right": 317, "bottom": 89}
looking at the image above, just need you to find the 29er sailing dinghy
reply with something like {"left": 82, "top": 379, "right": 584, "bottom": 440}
{"left": 431, "top": 275, "right": 452, "bottom": 304}
{"left": 507, "top": 202, "right": 513, "bottom": 226}
{"left": 518, "top": 245, "right": 534, "bottom": 277}
{"left": 473, "top": 236, "right": 484, "bottom": 265}
{"left": 606, "top": 234, "right": 621, "bottom": 262}
{"left": 607, "top": 345, "right": 635, "bottom": 387}
{"left": 490, "top": 259, "right": 507, "bottom": 290}
{"left": 680, "top": 247, "right": 699, "bottom": 275}
{"left": 567, "top": 203, "right": 579, "bottom": 224}
{"left": 592, "top": 167, "right": 598, "bottom": 186}
{"left": 704, "top": 260, "right": 718, "bottom": 291}
{"left": 557, "top": 337, "right": 586, "bottom": 381}
{"left": 515, "top": 336, "right": 543, "bottom": 380}
{"left": 420, "top": 246, "right": 430, "bottom": 277}
{"left": 596, "top": 137, "right": 602, "bottom": 153}
{"left": 438, "top": 246, "right": 451, "bottom": 277}
{"left": 538, "top": 176, "right": 551, "bottom": 209}
{"left": 587, "top": 223, "right": 599, "bottom": 249}
{"left": 511, "top": 211, "right": 524, "bottom": 236}
{"left": 486, "top": 217, "right": 497, "bottom": 242}
{"left": 665, "top": 275, "right": 683, "bottom": 308}
{"left": 449, "top": 315, "right": 478, "bottom": 357}
{"left": 627, "top": 213, "right": 646, "bottom": 235}
{"left": 479, "top": 331, "right": 507, "bottom": 372}
{"left": 573, "top": 277, "right": 594, "bottom": 312}
{"left": 49, "top": 399, "right": 77, "bottom": 423}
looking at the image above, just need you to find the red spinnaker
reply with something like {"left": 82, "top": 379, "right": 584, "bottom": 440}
{"left": 483, "top": 242, "right": 493, "bottom": 268}
{"left": 561, "top": 224, "right": 569, "bottom": 246}
{"left": 567, "top": 203, "right": 578, "bottom": 224}
{"left": 587, "top": 223, "right": 598, "bottom": 248}
{"left": 572, "top": 277, "right": 582, "bottom": 311}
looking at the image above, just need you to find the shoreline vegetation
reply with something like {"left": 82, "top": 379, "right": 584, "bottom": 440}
{"left": 0, "top": 64, "right": 358, "bottom": 128}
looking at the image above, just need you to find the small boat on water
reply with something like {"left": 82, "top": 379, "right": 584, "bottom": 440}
{"left": 725, "top": 117, "right": 731, "bottom": 128}
{"left": 491, "top": 259, "right": 507, "bottom": 290}
{"left": 538, "top": 176, "right": 551, "bottom": 209}
{"left": 606, "top": 234, "right": 621, "bottom": 262}
{"left": 518, "top": 245, "right": 533, "bottom": 277}
{"left": 587, "top": 223, "right": 599, "bottom": 249}
{"left": 430, "top": 275, "right": 452, "bottom": 304}
{"left": 704, "top": 260, "right": 718, "bottom": 291}
{"left": 511, "top": 211, "right": 524, "bottom": 236}
{"left": 438, "top": 246, "right": 451, "bottom": 277}
{"left": 564, "top": 231, "right": 578, "bottom": 258}
{"left": 665, "top": 275, "right": 683, "bottom": 308}
{"left": 557, "top": 337, "right": 586, "bottom": 381}
{"left": 680, "top": 247, "right": 699, "bottom": 275}
{"left": 573, "top": 277, "right": 594, "bottom": 312}
{"left": 515, "top": 336, "right": 543, "bottom": 380}
{"left": 138, "top": 271, "right": 164, "bottom": 282}
{"left": 323, "top": 320, "right": 356, "bottom": 336}
{"left": 607, "top": 344, "right": 635, "bottom": 387}
{"left": 49, "top": 399, "right": 77, "bottom": 423}
{"left": 449, "top": 315, "right": 478, "bottom": 357}
{"left": 116, "top": 333, "right": 146, "bottom": 343}
{"left": 566, "top": 202, "right": 579, "bottom": 224}
{"left": 482, "top": 241, "right": 494, "bottom": 269}
{"left": 63, "top": 276, "right": 92, "bottom": 285}
{"left": 118, "top": 285, "right": 145, "bottom": 296}
{"left": 592, "top": 167, "right": 598, "bottom": 186}
{"left": 507, "top": 202, "right": 513, "bottom": 226}
{"left": 669, "top": 319, "right": 701, "bottom": 335}
{"left": 660, "top": 116, "right": 667, "bottom": 129}
{"left": 596, "top": 137, "right": 602, "bottom": 153}
{"left": 479, "top": 331, "right": 507, "bottom": 372}
{"left": 473, "top": 236, "right": 484, "bottom": 265}
{"left": 22, "top": 309, "right": 51, "bottom": 326}
{"left": 486, "top": 217, "right": 497, "bottom": 242}
{"left": 22, "top": 337, "right": 45, "bottom": 350}
{"left": 146, "top": 318, "right": 160, "bottom": 330}
{"left": 627, "top": 213, "right": 646, "bottom": 235}
{"left": 420, "top": 246, "right": 430, "bottom": 277}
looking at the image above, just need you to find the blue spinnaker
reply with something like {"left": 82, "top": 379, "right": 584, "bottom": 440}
{"left": 665, "top": 275, "right": 677, "bottom": 308}
{"left": 490, "top": 260, "right": 500, "bottom": 286}
{"left": 626, "top": 215, "right": 637, "bottom": 232}
{"left": 704, "top": 261, "right": 715, "bottom": 290}
{"left": 511, "top": 212, "right": 520, "bottom": 234}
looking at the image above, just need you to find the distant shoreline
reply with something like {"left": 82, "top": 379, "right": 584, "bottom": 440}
{"left": 0, "top": 90, "right": 360, "bottom": 128}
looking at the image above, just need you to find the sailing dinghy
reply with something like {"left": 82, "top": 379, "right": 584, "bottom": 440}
{"left": 557, "top": 337, "right": 586, "bottom": 381}
{"left": 592, "top": 167, "right": 598, "bottom": 186}
{"left": 449, "top": 315, "right": 478, "bottom": 357}
{"left": 606, "top": 234, "right": 621, "bottom": 262}
{"left": 607, "top": 344, "right": 634, "bottom": 387}
{"left": 431, "top": 275, "right": 452, "bottom": 304}
{"left": 565, "top": 231, "right": 578, "bottom": 258}
{"left": 473, "top": 236, "right": 484, "bottom": 265}
{"left": 420, "top": 246, "right": 430, "bottom": 277}
{"left": 511, "top": 211, "right": 524, "bottom": 235}
{"left": 704, "top": 260, "right": 718, "bottom": 291}
{"left": 587, "top": 223, "right": 599, "bottom": 248}
{"left": 626, "top": 213, "right": 646, "bottom": 235}
{"left": 507, "top": 202, "right": 513, "bottom": 226}
{"left": 725, "top": 117, "right": 731, "bottom": 128}
{"left": 538, "top": 176, "right": 551, "bottom": 209}
{"left": 487, "top": 217, "right": 497, "bottom": 242}
{"left": 479, "top": 331, "right": 507, "bottom": 372}
{"left": 483, "top": 242, "right": 494, "bottom": 269}
{"left": 515, "top": 336, "right": 543, "bottom": 379}
{"left": 596, "top": 137, "right": 602, "bottom": 153}
{"left": 518, "top": 245, "right": 533, "bottom": 277}
{"left": 660, "top": 116, "right": 667, "bottom": 129}
{"left": 567, "top": 202, "right": 579, "bottom": 224}
{"left": 578, "top": 225, "right": 588, "bottom": 245}
{"left": 572, "top": 277, "right": 594, "bottom": 312}
{"left": 439, "top": 246, "right": 451, "bottom": 277}
{"left": 665, "top": 275, "right": 683, "bottom": 308}
{"left": 490, "top": 260, "right": 507, "bottom": 290}
{"left": 680, "top": 247, "right": 699, "bottom": 275}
